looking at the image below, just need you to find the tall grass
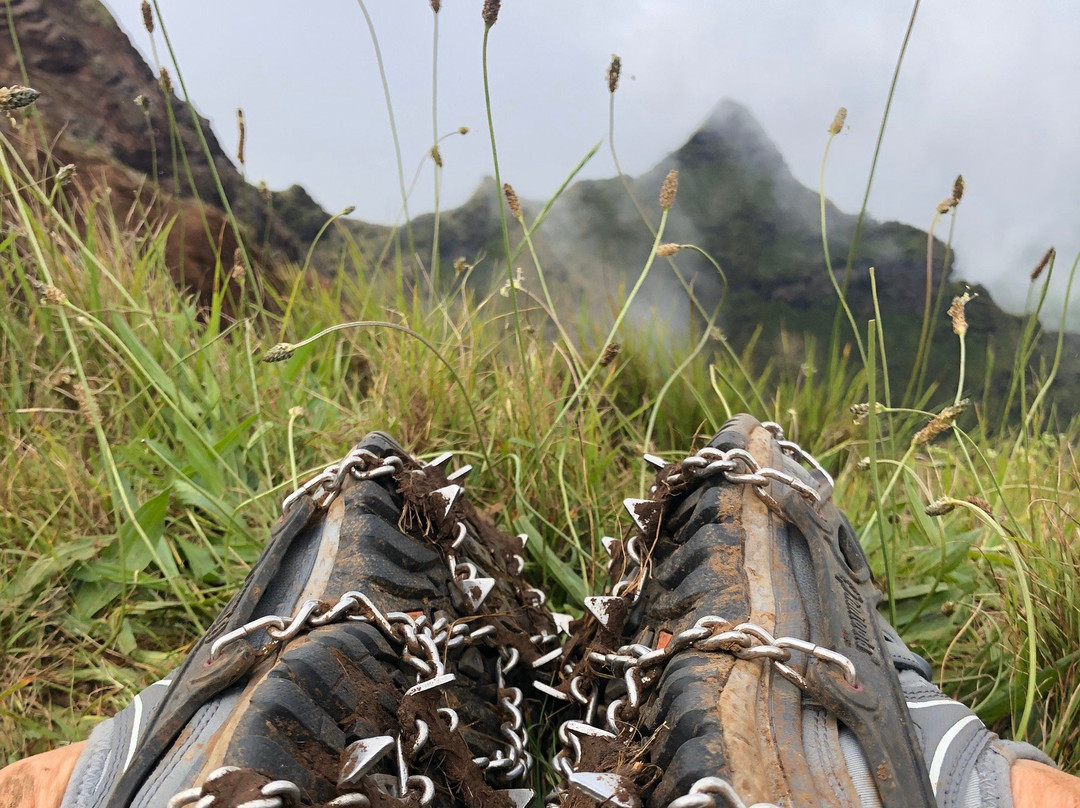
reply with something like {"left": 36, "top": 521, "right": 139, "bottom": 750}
{"left": 1, "top": 0, "right": 1078, "bottom": 781}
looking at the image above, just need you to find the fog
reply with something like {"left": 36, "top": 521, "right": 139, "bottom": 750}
{"left": 104, "top": 1, "right": 1080, "bottom": 326}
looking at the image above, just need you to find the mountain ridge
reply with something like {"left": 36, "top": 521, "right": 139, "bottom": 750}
{"left": 5, "top": 0, "right": 1077, "bottom": 412}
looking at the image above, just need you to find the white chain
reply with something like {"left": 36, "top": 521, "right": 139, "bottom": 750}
{"left": 589, "top": 614, "right": 856, "bottom": 724}
{"left": 668, "top": 776, "right": 780, "bottom": 808}
{"left": 281, "top": 448, "right": 403, "bottom": 514}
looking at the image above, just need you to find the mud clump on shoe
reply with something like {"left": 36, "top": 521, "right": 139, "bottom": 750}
{"left": 202, "top": 769, "right": 275, "bottom": 804}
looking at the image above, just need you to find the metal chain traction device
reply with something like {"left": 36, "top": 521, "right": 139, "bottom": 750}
{"left": 547, "top": 423, "right": 855, "bottom": 808}
{"left": 169, "top": 444, "right": 546, "bottom": 808}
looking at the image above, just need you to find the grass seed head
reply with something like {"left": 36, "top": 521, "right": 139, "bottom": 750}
{"left": 72, "top": 381, "right": 96, "bottom": 420}
{"left": 41, "top": 284, "right": 67, "bottom": 305}
{"left": 56, "top": 164, "right": 77, "bottom": 186}
{"left": 231, "top": 248, "right": 245, "bottom": 280}
{"left": 925, "top": 498, "right": 956, "bottom": 516}
{"left": 828, "top": 106, "right": 847, "bottom": 135}
{"left": 236, "top": 108, "right": 246, "bottom": 166}
{"left": 948, "top": 291, "right": 975, "bottom": 336}
{"left": 599, "top": 342, "right": 621, "bottom": 367}
{"left": 458, "top": 125, "right": 469, "bottom": 135}
{"left": 482, "top": 0, "right": 500, "bottom": 27}
{"left": 659, "top": 169, "right": 679, "bottom": 210}
{"left": 431, "top": 144, "right": 443, "bottom": 168}
{"left": 133, "top": 94, "right": 150, "bottom": 112}
{"left": 952, "top": 174, "right": 965, "bottom": 205}
{"left": 938, "top": 174, "right": 966, "bottom": 214}
{"left": 913, "top": 399, "right": 968, "bottom": 445}
{"left": 849, "top": 402, "right": 884, "bottom": 425}
{"left": 262, "top": 343, "right": 297, "bottom": 363}
{"left": 1031, "top": 247, "right": 1055, "bottom": 281}
{"left": 607, "top": 55, "right": 622, "bottom": 94}
{"left": 657, "top": 243, "right": 681, "bottom": 257}
{"left": 159, "top": 67, "right": 173, "bottom": 93}
{"left": 966, "top": 496, "right": 993, "bottom": 515}
{"left": 499, "top": 268, "right": 525, "bottom": 297}
{"left": 503, "top": 183, "right": 522, "bottom": 219}
{"left": 430, "top": 0, "right": 441, "bottom": 11}
{"left": 141, "top": 1, "right": 154, "bottom": 33}
{"left": 453, "top": 257, "right": 469, "bottom": 273}
{"left": 0, "top": 85, "right": 40, "bottom": 111}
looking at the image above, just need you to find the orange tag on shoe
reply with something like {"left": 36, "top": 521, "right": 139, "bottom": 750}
{"left": 657, "top": 631, "right": 673, "bottom": 651}
{"left": 406, "top": 611, "right": 424, "bottom": 620}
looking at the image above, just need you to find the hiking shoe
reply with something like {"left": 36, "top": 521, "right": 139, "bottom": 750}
{"left": 549, "top": 414, "right": 1051, "bottom": 808}
{"left": 59, "top": 433, "right": 554, "bottom": 808}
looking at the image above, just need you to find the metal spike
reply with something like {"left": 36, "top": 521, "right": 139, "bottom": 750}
{"left": 622, "top": 498, "right": 651, "bottom": 533}
{"left": 395, "top": 736, "right": 408, "bottom": 798}
{"left": 643, "top": 453, "right": 667, "bottom": 469}
{"left": 584, "top": 596, "right": 624, "bottom": 630}
{"left": 533, "top": 681, "right": 571, "bottom": 701}
{"left": 531, "top": 647, "right": 563, "bottom": 668}
{"left": 563, "top": 720, "right": 617, "bottom": 740}
{"left": 497, "top": 789, "right": 535, "bottom": 808}
{"left": 551, "top": 612, "right": 574, "bottom": 635}
{"left": 405, "top": 672, "right": 456, "bottom": 697}
{"left": 339, "top": 736, "right": 395, "bottom": 786}
{"left": 600, "top": 536, "right": 620, "bottom": 556}
{"left": 446, "top": 464, "right": 473, "bottom": 482}
{"left": 457, "top": 577, "right": 495, "bottom": 612}
{"left": 425, "top": 451, "right": 453, "bottom": 469}
{"left": 568, "top": 772, "right": 642, "bottom": 808}
{"left": 431, "top": 484, "right": 464, "bottom": 517}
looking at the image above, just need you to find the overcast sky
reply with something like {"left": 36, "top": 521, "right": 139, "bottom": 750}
{"left": 104, "top": 1, "right": 1080, "bottom": 321}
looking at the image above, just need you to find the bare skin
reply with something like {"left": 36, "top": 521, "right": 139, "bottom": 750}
{"left": 0, "top": 744, "right": 1077, "bottom": 808}
{"left": 0, "top": 744, "right": 84, "bottom": 808}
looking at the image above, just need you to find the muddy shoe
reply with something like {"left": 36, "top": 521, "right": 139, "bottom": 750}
{"left": 549, "top": 414, "right": 1051, "bottom": 808}
{"left": 59, "top": 433, "right": 554, "bottom": 808}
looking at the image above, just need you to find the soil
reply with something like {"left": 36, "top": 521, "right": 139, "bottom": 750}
{"left": 202, "top": 768, "right": 275, "bottom": 804}
{"left": 398, "top": 691, "right": 513, "bottom": 808}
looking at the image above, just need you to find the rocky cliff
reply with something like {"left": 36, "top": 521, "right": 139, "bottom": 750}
{"left": 0, "top": 0, "right": 330, "bottom": 301}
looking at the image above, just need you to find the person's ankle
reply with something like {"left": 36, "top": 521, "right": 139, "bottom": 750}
{"left": 0, "top": 742, "right": 84, "bottom": 808}
{"left": 1012, "top": 759, "right": 1080, "bottom": 808}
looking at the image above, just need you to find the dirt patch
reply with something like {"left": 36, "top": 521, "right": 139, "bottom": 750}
{"left": 398, "top": 691, "right": 512, "bottom": 808}
{"left": 560, "top": 734, "right": 650, "bottom": 808}
{"left": 295, "top": 738, "right": 344, "bottom": 791}
{"left": 202, "top": 768, "right": 275, "bottom": 804}
{"left": 327, "top": 645, "right": 401, "bottom": 736}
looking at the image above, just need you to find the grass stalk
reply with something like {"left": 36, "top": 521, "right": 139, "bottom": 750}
{"left": 481, "top": 23, "right": 540, "bottom": 449}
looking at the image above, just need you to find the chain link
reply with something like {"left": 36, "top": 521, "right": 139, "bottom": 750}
{"left": 588, "top": 615, "right": 856, "bottom": 715}
{"left": 659, "top": 445, "right": 823, "bottom": 508}
{"left": 281, "top": 448, "right": 403, "bottom": 515}
{"left": 667, "top": 776, "right": 780, "bottom": 808}
{"left": 167, "top": 767, "right": 314, "bottom": 808}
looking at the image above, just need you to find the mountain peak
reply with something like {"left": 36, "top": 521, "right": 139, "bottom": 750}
{"left": 680, "top": 98, "right": 787, "bottom": 178}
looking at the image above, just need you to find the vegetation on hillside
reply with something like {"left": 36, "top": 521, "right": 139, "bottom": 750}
{"left": 1, "top": 0, "right": 1078, "bottom": 785}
